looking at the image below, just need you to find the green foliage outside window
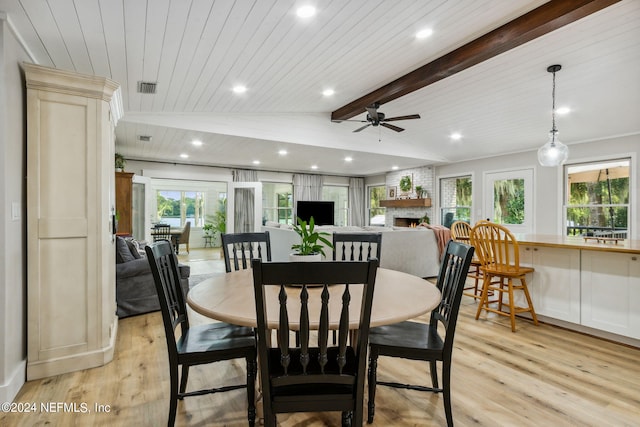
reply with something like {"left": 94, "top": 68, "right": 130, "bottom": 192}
{"left": 493, "top": 179, "right": 524, "bottom": 225}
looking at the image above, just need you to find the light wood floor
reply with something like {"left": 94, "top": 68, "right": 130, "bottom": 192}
{"left": 4, "top": 251, "right": 639, "bottom": 426}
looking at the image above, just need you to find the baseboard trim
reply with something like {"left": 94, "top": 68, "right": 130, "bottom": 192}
{"left": 0, "top": 359, "right": 26, "bottom": 403}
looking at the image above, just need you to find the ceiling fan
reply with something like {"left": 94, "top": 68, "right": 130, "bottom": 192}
{"left": 334, "top": 103, "right": 421, "bottom": 133}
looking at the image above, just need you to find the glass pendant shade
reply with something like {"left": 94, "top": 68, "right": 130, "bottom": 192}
{"left": 538, "top": 64, "right": 568, "bottom": 167}
{"left": 538, "top": 130, "right": 569, "bottom": 166}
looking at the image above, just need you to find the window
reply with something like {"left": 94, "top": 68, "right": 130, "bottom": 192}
{"left": 262, "top": 182, "right": 293, "bottom": 225}
{"left": 156, "top": 190, "right": 205, "bottom": 227}
{"left": 322, "top": 186, "right": 348, "bottom": 226}
{"left": 493, "top": 178, "right": 525, "bottom": 225}
{"left": 565, "top": 158, "right": 630, "bottom": 238}
{"left": 368, "top": 185, "right": 386, "bottom": 226}
{"left": 439, "top": 176, "right": 472, "bottom": 227}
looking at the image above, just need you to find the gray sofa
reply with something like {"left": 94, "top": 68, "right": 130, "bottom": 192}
{"left": 115, "top": 236, "right": 190, "bottom": 318}
{"left": 262, "top": 224, "right": 442, "bottom": 278}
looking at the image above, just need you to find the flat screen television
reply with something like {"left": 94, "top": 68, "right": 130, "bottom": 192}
{"left": 296, "top": 201, "right": 335, "bottom": 226}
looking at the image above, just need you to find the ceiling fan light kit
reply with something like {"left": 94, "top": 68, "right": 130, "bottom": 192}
{"left": 538, "top": 64, "right": 569, "bottom": 167}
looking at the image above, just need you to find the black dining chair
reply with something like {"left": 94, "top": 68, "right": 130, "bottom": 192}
{"left": 252, "top": 258, "right": 379, "bottom": 427}
{"left": 153, "top": 223, "right": 172, "bottom": 242}
{"left": 146, "top": 240, "right": 257, "bottom": 427}
{"left": 332, "top": 232, "right": 382, "bottom": 262}
{"left": 331, "top": 232, "right": 382, "bottom": 344}
{"left": 367, "top": 240, "right": 474, "bottom": 426}
{"left": 221, "top": 231, "right": 271, "bottom": 273}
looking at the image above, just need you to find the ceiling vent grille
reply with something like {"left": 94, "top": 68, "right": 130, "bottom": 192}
{"left": 137, "top": 135, "right": 152, "bottom": 142}
{"left": 137, "top": 81, "right": 157, "bottom": 94}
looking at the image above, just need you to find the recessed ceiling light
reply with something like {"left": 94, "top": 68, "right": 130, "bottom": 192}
{"left": 555, "top": 107, "right": 571, "bottom": 115}
{"left": 311, "top": 165, "right": 318, "bottom": 170}
{"left": 296, "top": 5, "right": 316, "bottom": 18}
{"left": 192, "top": 139, "right": 203, "bottom": 146}
{"left": 232, "top": 85, "right": 247, "bottom": 94}
{"left": 322, "top": 89, "right": 335, "bottom": 97}
{"left": 278, "top": 149, "right": 288, "bottom": 155}
{"left": 392, "top": 166, "right": 399, "bottom": 170}
{"left": 450, "top": 132, "right": 462, "bottom": 141}
{"left": 415, "top": 28, "right": 433, "bottom": 39}
{"left": 252, "top": 160, "right": 260, "bottom": 165}
{"left": 180, "top": 153, "right": 189, "bottom": 159}
{"left": 344, "top": 156, "right": 353, "bottom": 162}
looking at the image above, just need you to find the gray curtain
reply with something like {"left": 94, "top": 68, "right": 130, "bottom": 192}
{"left": 348, "top": 177, "right": 365, "bottom": 226}
{"left": 232, "top": 169, "right": 258, "bottom": 233}
{"left": 293, "top": 174, "right": 324, "bottom": 219}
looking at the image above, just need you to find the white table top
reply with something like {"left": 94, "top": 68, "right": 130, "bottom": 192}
{"left": 187, "top": 267, "right": 441, "bottom": 330}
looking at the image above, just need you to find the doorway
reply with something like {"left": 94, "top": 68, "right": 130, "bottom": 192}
{"left": 484, "top": 168, "right": 534, "bottom": 234}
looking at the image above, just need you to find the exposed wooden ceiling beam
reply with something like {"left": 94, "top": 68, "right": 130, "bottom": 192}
{"left": 331, "top": 0, "right": 621, "bottom": 121}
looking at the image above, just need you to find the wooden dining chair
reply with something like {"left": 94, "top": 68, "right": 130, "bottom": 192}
{"left": 146, "top": 241, "right": 257, "bottom": 427}
{"left": 252, "top": 258, "right": 379, "bottom": 427}
{"left": 367, "top": 240, "right": 474, "bottom": 427}
{"left": 332, "top": 232, "right": 382, "bottom": 262}
{"left": 450, "top": 220, "right": 483, "bottom": 299}
{"left": 470, "top": 221, "right": 538, "bottom": 332}
{"left": 221, "top": 231, "right": 272, "bottom": 273}
{"left": 171, "top": 221, "right": 190, "bottom": 254}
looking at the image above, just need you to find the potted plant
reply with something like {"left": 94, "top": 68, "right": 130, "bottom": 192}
{"left": 399, "top": 175, "right": 412, "bottom": 196}
{"left": 290, "top": 216, "right": 333, "bottom": 261}
{"left": 415, "top": 185, "right": 423, "bottom": 198}
{"left": 115, "top": 153, "right": 126, "bottom": 172}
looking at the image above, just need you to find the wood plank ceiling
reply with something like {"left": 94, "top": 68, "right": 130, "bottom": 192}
{"left": 1, "top": 0, "right": 638, "bottom": 175}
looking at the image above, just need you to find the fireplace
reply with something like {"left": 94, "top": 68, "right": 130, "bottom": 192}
{"left": 394, "top": 217, "right": 422, "bottom": 228}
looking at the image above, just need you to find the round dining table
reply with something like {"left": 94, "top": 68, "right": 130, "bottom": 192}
{"left": 187, "top": 267, "right": 441, "bottom": 330}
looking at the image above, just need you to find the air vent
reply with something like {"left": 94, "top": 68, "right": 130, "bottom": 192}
{"left": 137, "top": 81, "right": 157, "bottom": 94}
{"left": 137, "top": 135, "right": 152, "bottom": 142}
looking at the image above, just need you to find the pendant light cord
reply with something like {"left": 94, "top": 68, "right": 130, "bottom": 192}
{"left": 551, "top": 69, "right": 557, "bottom": 135}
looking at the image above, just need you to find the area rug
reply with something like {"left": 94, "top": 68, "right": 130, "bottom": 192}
{"left": 188, "top": 273, "right": 216, "bottom": 289}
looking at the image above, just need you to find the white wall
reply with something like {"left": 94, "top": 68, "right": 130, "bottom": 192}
{"left": 0, "top": 17, "right": 31, "bottom": 403}
{"left": 435, "top": 135, "right": 639, "bottom": 239}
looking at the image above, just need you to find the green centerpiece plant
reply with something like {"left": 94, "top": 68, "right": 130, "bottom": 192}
{"left": 291, "top": 216, "right": 333, "bottom": 257}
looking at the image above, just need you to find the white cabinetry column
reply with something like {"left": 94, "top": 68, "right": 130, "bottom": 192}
{"left": 25, "top": 63, "right": 120, "bottom": 380}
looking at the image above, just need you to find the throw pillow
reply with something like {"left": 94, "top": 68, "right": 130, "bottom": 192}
{"left": 125, "top": 239, "right": 142, "bottom": 259}
{"left": 116, "top": 236, "right": 136, "bottom": 264}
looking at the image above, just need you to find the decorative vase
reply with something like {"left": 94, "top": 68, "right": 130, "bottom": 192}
{"left": 289, "top": 253, "right": 322, "bottom": 262}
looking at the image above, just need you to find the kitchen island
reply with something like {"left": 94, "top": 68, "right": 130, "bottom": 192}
{"left": 505, "top": 234, "right": 639, "bottom": 346}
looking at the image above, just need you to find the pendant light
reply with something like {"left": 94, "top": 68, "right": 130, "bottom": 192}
{"left": 537, "top": 64, "right": 569, "bottom": 167}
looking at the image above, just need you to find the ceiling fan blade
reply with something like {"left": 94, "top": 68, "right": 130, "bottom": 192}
{"left": 383, "top": 114, "right": 421, "bottom": 122}
{"left": 381, "top": 123, "right": 404, "bottom": 132}
{"left": 353, "top": 124, "right": 372, "bottom": 132}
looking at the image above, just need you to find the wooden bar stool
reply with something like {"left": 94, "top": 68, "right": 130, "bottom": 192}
{"left": 470, "top": 222, "right": 538, "bottom": 332}
{"left": 450, "top": 221, "right": 483, "bottom": 300}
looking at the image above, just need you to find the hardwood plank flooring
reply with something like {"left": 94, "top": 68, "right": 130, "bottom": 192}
{"left": 3, "top": 258, "right": 639, "bottom": 426}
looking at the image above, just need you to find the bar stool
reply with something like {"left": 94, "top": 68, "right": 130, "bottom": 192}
{"left": 450, "top": 221, "right": 483, "bottom": 299}
{"left": 470, "top": 222, "right": 538, "bottom": 332}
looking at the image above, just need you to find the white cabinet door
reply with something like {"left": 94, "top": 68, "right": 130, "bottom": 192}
{"left": 527, "top": 246, "right": 581, "bottom": 323}
{"left": 581, "top": 251, "right": 640, "bottom": 339}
